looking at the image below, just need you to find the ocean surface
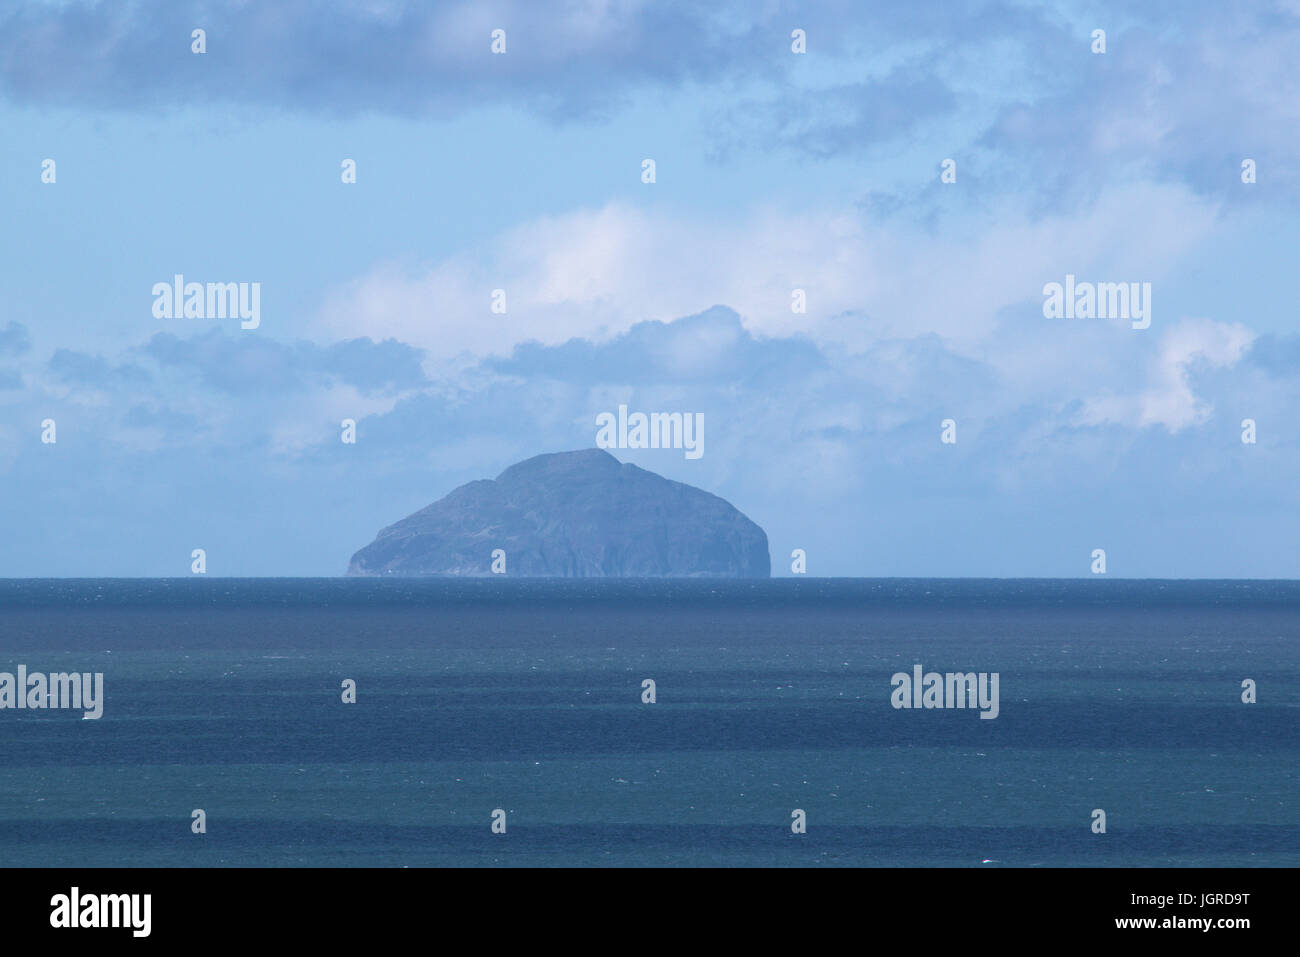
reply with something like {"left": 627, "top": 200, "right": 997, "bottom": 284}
{"left": 0, "top": 578, "right": 1296, "bottom": 867}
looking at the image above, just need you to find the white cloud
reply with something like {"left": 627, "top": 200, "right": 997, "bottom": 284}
{"left": 321, "top": 183, "right": 1220, "bottom": 365}
{"left": 1076, "top": 318, "right": 1255, "bottom": 432}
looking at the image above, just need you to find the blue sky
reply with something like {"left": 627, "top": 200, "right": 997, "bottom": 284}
{"left": 2, "top": 0, "right": 1298, "bottom": 577}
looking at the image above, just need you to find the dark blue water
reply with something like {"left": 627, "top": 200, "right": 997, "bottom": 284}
{"left": 0, "top": 579, "right": 1296, "bottom": 866}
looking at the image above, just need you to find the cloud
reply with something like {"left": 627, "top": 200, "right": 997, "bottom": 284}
{"left": 320, "top": 184, "right": 1220, "bottom": 366}
{"left": 710, "top": 68, "right": 958, "bottom": 160}
{"left": 48, "top": 349, "right": 151, "bottom": 387}
{"left": 486, "top": 305, "right": 825, "bottom": 385}
{"left": 0, "top": 0, "right": 779, "bottom": 120}
{"left": 1245, "top": 333, "right": 1300, "bottom": 377}
{"left": 2, "top": 294, "right": 1295, "bottom": 575}
{"left": 0, "top": 322, "right": 30, "bottom": 356}
{"left": 979, "top": 7, "right": 1300, "bottom": 203}
{"left": 141, "top": 330, "right": 427, "bottom": 395}
{"left": 1076, "top": 318, "right": 1255, "bottom": 432}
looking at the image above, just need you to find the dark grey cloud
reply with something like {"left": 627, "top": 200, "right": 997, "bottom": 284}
{"left": 0, "top": 0, "right": 779, "bottom": 120}
{"left": 710, "top": 69, "right": 958, "bottom": 160}
{"left": 140, "top": 330, "right": 426, "bottom": 395}
{"left": 695, "top": 1, "right": 1300, "bottom": 209}
{"left": 320, "top": 337, "right": 429, "bottom": 393}
{"left": 48, "top": 348, "right": 151, "bottom": 386}
{"left": 487, "top": 305, "right": 825, "bottom": 385}
{"left": 702, "top": 0, "right": 1070, "bottom": 161}
{"left": 143, "top": 331, "right": 304, "bottom": 394}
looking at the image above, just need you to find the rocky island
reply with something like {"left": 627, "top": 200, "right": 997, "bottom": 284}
{"left": 347, "top": 449, "right": 770, "bottom": 577}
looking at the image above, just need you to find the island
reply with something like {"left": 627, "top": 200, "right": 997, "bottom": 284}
{"left": 346, "top": 448, "right": 770, "bottom": 577}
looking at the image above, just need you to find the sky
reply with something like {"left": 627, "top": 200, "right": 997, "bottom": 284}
{"left": 1, "top": 0, "right": 1298, "bottom": 577}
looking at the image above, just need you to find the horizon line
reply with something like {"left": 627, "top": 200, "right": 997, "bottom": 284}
{"left": 2, "top": 576, "right": 1299, "bottom": 583}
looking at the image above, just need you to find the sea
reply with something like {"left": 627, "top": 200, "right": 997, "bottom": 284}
{"left": 0, "top": 578, "right": 1295, "bottom": 867}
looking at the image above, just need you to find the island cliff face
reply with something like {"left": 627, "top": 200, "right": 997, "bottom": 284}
{"left": 347, "top": 449, "right": 770, "bottom": 577}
